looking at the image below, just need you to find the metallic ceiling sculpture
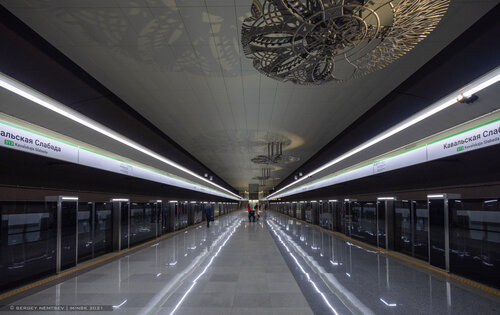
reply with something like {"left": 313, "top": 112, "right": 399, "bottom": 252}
{"left": 251, "top": 142, "right": 300, "bottom": 165}
{"left": 253, "top": 168, "right": 280, "bottom": 186}
{"left": 241, "top": 0, "right": 449, "bottom": 84}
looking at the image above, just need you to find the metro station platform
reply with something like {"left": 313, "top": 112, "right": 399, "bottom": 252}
{"left": 3, "top": 211, "right": 500, "bottom": 315}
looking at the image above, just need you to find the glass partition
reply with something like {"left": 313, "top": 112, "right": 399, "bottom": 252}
{"left": 311, "top": 202, "right": 319, "bottom": 225}
{"left": 162, "top": 202, "right": 171, "bottom": 234}
{"left": 331, "top": 202, "right": 341, "bottom": 232}
{"left": 0, "top": 201, "right": 57, "bottom": 292}
{"left": 413, "top": 200, "right": 429, "bottom": 260}
{"left": 173, "top": 203, "right": 181, "bottom": 231}
{"left": 429, "top": 198, "right": 446, "bottom": 269}
{"left": 175, "top": 203, "right": 188, "bottom": 230}
{"left": 194, "top": 204, "right": 202, "bottom": 224}
{"left": 449, "top": 199, "right": 500, "bottom": 289}
{"left": 94, "top": 202, "right": 112, "bottom": 256}
{"left": 296, "top": 203, "right": 303, "bottom": 220}
{"left": 60, "top": 200, "right": 77, "bottom": 271}
{"left": 319, "top": 202, "right": 333, "bottom": 229}
{"left": 394, "top": 201, "right": 412, "bottom": 256}
{"left": 153, "top": 202, "right": 161, "bottom": 237}
{"left": 305, "top": 203, "right": 313, "bottom": 223}
{"left": 214, "top": 203, "right": 220, "bottom": 217}
{"left": 181, "top": 203, "right": 188, "bottom": 228}
{"left": 77, "top": 202, "right": 93, "bottom": 262}
{"left": 342, "top": 202, "right": 351, "bottom": 237}
{"left": 350, "top": 202, "right": 378, "bottom": 246}
{"left": 120, "top": 202, "right": 130, "bottom": 250}
{"left": 130, "top": 203, "right": 155, "bottom": 246}
{"left": 377, "top": 201, "right": 386, "bottom": 248}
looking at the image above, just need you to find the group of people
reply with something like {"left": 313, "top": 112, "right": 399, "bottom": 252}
{"left": 247, "top": 203, "right": 267, "bottom": 222}
{"left": 204, "top": 202, "right": 268, "bottom": 228}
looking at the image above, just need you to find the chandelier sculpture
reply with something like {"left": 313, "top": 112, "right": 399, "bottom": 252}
{"left": 252, "top": 168, "right": 280, "bottom": 182}
{"left": 251, "top": 142, "right": 300, "bottom": 165}
{"left": 241, "top": 0, "right": 449, "bottom": 84}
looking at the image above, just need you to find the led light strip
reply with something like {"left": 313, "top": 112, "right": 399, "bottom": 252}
{"left": 267, "top": 67, "right": 500, "bottom": 200}
{"left": 0, "top": 72, "right": 241, "bottom": 200}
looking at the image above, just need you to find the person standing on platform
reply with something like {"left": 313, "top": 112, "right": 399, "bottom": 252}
{"left": 204, "top": 203, "right": 212, "bottom": 228}
{"left": 248, "top": 204, "right": 255, "bottom": 222}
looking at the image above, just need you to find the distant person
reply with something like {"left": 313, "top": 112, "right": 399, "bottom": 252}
{"left": 248, "top": 204, "right": 256, "bottom": 222}
{"left": 254, "top": 204, "right": 260, "bottom": 221}
{"left": 204, "top": 203, "right": 212, "bottom": 228}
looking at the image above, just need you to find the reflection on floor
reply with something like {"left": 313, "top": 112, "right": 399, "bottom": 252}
{"left": 6, "top": 211, "right": 500, "bottom": 315}
{"left": 7, "top": 211, "right": 312, "bottom": 315}
{"left": 269, "top": 212, "right": 500, "bottom": 315}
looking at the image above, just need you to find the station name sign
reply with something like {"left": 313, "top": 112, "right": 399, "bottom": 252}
{"left": 428, "top": 122, "right": 500, "bottom": 160}
{"left": 0, "top": 120, "right": 235, "bottom": 199}
{"left": 0, "top": 126, "right": 78, "bottom": 163}
{"left": 278, "top": 118, "right": 500, "bottom": 198}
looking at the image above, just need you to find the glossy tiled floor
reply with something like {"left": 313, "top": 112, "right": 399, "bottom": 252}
{"left": 7, "top": 211, "right": 312, "bottom": 315}
{"left": 268, "top": 212, "right": 500, "bottom": 315}
{"left": 6, "top": 211, "right": 500, "bottom": 314}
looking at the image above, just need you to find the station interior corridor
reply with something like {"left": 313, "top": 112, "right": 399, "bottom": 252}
{"left": 5, "top": 211, "right": 500, "bottom": 315}
{"left": 0, "top": 1, "right": 499, "bottom": 314}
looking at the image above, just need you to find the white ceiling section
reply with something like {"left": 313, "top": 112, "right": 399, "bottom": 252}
{"left": 0, "top": 0, "right": 498, "bottom": 191}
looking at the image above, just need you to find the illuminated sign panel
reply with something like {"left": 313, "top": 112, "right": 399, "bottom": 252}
{"left": 272, "top": 118, "right": 500, "bottom": 199}
{"left": 0, "top": 119, "right": 237, "bottom": 199}
{"left": 0, "top": 122, "right": 78, "bottom": 163}
{"left": 427, "top": 120, "right": 500, "bottom": 161}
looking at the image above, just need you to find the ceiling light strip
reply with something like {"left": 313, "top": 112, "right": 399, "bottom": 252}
{"left": 267, "top": 67, "right": 500, "bottom": 199}
{"left": 271, "top": 114, "right": 500, "bottom": 199}
{"left": 0, "top": 72, "right": 241, "bottom": 200}
{"left": 0, "top": 117, "right": 234, "bottom": 199}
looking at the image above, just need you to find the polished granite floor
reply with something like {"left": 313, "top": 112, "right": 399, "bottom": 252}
{"left": 5, "top": 211, "right": 312, "bottom": 315}
{"left": 268, "top": 212, "right": 500, "bottom": 315}
{"left": 5, "top": 211, "right": 500, "bottom": 314}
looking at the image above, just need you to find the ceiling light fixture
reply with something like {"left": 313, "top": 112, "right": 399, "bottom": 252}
{"left": 0, "top": 72, "right": 241, "bottom": 200}
{"left": 456, "top": 93, "right": 479, "bottom": 104}
{"left": 241, "top": 0, "right": 449, "bottom": 84}
{"left": 61, "top": 196, "right": 79, "bottom": 201}
{"left": 427, "top": 194, "right": 444, "bottom": 199}
{"left": 266, "top": 67, "right": 500, "bottom": 199}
